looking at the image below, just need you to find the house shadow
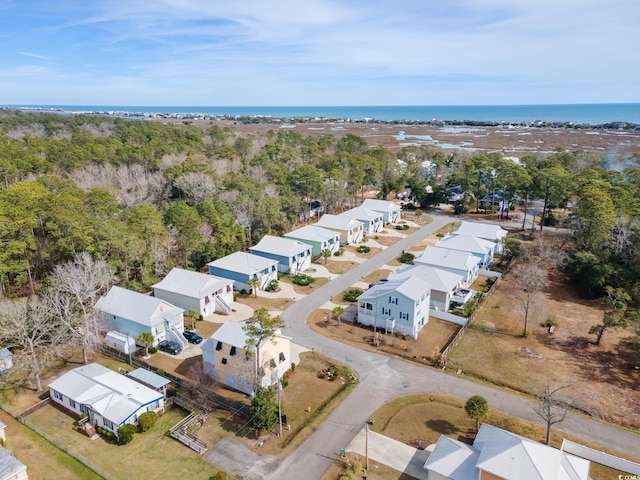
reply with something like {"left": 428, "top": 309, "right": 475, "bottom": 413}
{"left": 175, "top": 355, "right": 203, "bottom": 376}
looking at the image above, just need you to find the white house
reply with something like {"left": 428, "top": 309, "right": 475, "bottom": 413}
{"left": 434, "top": 234, "right": 496, "bottom": 268}
{"left": 207, "top": 252, "right": 278, "bottom": 293}
{"left": 48, "top": 363, "right": 165, "bottom": 436}
{"left": 201, "top": 320, "right": 291, "bottom": 396}
{"left": 361, "top": 199, "right": 402, "bottom": 223}
{"left": 455, "top": 221, "right": 508, "bottom": 254}
{"left": 0, "top": 421, "right": 27, "bottom": 480}
{"left": 388, "top": 264, "right": 467, "bottom": 312}
{"left": 339, "top": 206, "right": 384, "bottom": 235}
{"left": 424, "top": 424, "right": 591, "bottom": 480}
{"left": 250, "top": 235, "right": 313, "bottom": 274}
{"left": 316, "top": 214, "right": 364, "bottom": 245}
{"left": 414, "top": 247, "right": 479, "bottom": 286}
{"left": 357, "top": 276, "right": 431, "bottom": 339}
{"left": 152, "top": 267, "right": 234, "bottom": 317}
{"left": 95, "top": 286, "right": 187, "bottom": 349}
{"left": 284, "top": 225, "right": 341, "bottom": 256}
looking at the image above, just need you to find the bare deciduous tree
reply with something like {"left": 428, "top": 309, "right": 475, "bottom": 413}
{"left": 173, "top": 173, "right": 217, "bottom": 204}
{"left": 533, "top": 384, "right": 571, "bottom": 445}
{"left": 511, "top": 262, "right": 549, "bottom": 337}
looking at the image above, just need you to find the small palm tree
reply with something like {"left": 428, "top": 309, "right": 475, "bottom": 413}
{"left": 332, "top": 306, "right": 345, "bottom": 327}
{"left": 465, "top": 395, "right": 489, "bottom": 433}
{"left": 137, "top": 331, "right": 155, "bottom": 358}
{"left": 248, "top": 276, "right": 261, "bottom": 297}
{"left": 320, "top": 249, "right": 332, "bottom": 265}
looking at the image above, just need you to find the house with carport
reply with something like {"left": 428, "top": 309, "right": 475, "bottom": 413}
{"left": 207, "top": 251, "right": 278, "bottom": 293}
{"left": 48, "top": 363, "right": 165, "bottom": 437}
{"left": 388, "top": 264, "right": 467, "bottom": 312}
{"left": 356, "top": 276, "right": 431, "bottom": 339}
{"left": 414, "top": 247, "right": 479, "bottom": 286}
{"left": 201, "top": 320, "right": 291, "bottom": 396}
{"left": 284, "top": 225, "right": 340, "bottom": 257}
{"left": 316, "top": 214, "right": 364, "bottom": 245}
{"left": 455, "top": 221, "right": 508, "bottom": 254}
{"left": 434, "top": 234, "right": 496, "bottom": 268}
{"left": 361, "top": 198, "right": 402, "bottom": 223}
{"left": 152, "top": 267, "right": 234, "bottom": 317}
{"left": 250, "top": 235, "right": 313, "bottom": 274}
{"left": 96, "top": 286, "right": 187, "bottom": 349}
{"left": 424, "top": 423, "right": 591, "bottom": 480}
{"left": 339, "top": 206, "right": 383, "bottom": 235}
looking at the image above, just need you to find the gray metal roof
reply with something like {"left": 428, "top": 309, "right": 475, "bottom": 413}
{"left": 207, "top": 251, "right": 278, "bottom": 275}
{"left": 127, "top": 367, "right": 171, "bottom": 389}
{"left": 435, "top": 234, "right": 495, "bottom": 255}
{"left": 0, "top": 348, "right": 11, "bottom": 359}
{"left": 316, "top": 214, "right": 363, "bottom": 231}
{"left": 250, "top": 235, "right": 312, "bottom": 257}
{"left": 357, "top": 276, "right": 430, "bottom": 302}
{"left": 456, "top": 221, "right": 508, "bottom": 241}
{"left": 152, "top": 268, "right": 232, "bottom": 299}
{"left": 339, "top": 206, "right": 383, "bottom": 222}
{"left": 0, "top": 445, "right": 27, "bottom": 479}
{"left": 95, "top": 286, "right": 184, "bottom": 327}
{"left": 207, "top": 320, "right": 289, "bottom": 350}
{"left": 284, "top": 225, "right": 340, "bottom": 243}
{"left": 424, "top": 435, "right": 479, "bottom": 480}
{"left": 389, "top": 264, "right": 463, "bottom": 293}
{"left": 415, "top": 246, "right": 478, "bottom": 271}
{"left": 361, "top": 199, "right": 401, "bottom": 213}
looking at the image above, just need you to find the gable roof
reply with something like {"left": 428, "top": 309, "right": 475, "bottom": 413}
{"left": 435, "top": 234, "right": 495, "bottom": 256}
{"left": 127, "top": 367, "right": 171, "bottom": 390}
{"left": 205, "top": 320, "right": 289, "bottom": 350}
{"left": 0, "top": 445, "right": 27, "bottom": 479}
{"left": 316, "top": 214, "right": 364, "bottom": 231}
{"left": 250, "top": 235, "right": 312, "bottom": 257}
{"left": 415, "top": 246, "right": 478, "bottom": 272}
{"left": 207, "top": 251, "right": 278, "bottom": 276}
{"left": 389, "top": 264, "right": 463, "bottom": 293}
{"left": 284, "top": 225, "right": 340, "bottom": 243}
{"left": 358, "top": 276, "right": 431, "bottom": 303}
{"left": 339, "top": 206, "right": 383, "bottom": 222}
{"left": 424, "top": 435, "right": 479, "bottom": 480}
{"left": 95, "top": 286, "right": 184, "bottom": 327}
{"left": 48, "top": 363, "right": 162, "bottom": 425}
{"left": 456, "top": 221, "right": 508, "bottom": 241}
{"left": 361, "top": 198, "right": 401, "bottom": 213}
{"left": 152, "top": 268, "right": 232, "bottom": 299}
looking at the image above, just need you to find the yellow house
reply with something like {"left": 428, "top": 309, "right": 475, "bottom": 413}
{"left": 201, "top": 320, "right": 291, "bottom": 396}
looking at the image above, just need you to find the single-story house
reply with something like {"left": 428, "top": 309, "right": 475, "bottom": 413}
{"left": 424, "top": 423, "right": 591, "bottom": 480}
{"left": 388, "top": 264, "right": 466, "bottom": 312}
{"left": 48, "top": 363, "right": 165, "bottom": 436}
{"left": 0, "top": 421, "right": 27, "bottom": 480}
{"left": 414, "top": 247, "right": 479, "bottom": 286}
{"left": 207, "top": 252, "right": 278, "bottom": 293}
{"left": 316, "top": 214, "right": 364, "bottom": 245}
{"left": 434, "top": 234, "right": 496, "bottom": 268}
{"left": 152, "top": 267, "right": 234, "bottom": 317}
{"left": 339, "top": 206, "right": 383, "bottom": 235}
{"left": 284, "top": 225, "right": 341, "bottom": 257}
{"left": 95, "top": 286, "right": 187, "bottom": 349}
{"left": 126, "top": 367, "right": 171, "bottom": 397}
{"left": 455, "top": 221, "right": 508, "bottom": 254}
{"left": 357, "top": 276, "right": 431, "bottom": 339}
{"left": 201, "top": 320, "right": 291, "bottom": 396}
{"left": 0, "top": 348, "right": 13, "bottom": 373}
{"left": 250, "top": 235, "right": 313, "bottom": 274}
{"left": 361, "top": 199, "right": 402, "bottom": 223}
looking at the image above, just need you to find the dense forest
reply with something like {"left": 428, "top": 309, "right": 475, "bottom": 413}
{"left": 1, "top": 109, "right": 640, "bottom": 313}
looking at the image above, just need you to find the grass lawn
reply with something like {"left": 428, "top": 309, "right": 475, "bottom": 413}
{"left": 278, "top": 274, "right": 330, "bottom": 295}
{"left": 325, "top": 259, "right": 360, "bottom": 275}
{"left": 362, "top": 269, "right": 393, "bottom": 285}
{"left": 234, "top": 293, "right": 293, "bottom": 311}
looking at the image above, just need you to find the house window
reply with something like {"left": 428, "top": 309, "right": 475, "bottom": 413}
{"left": 216, "top": 341, "right": 223, "bottom": 351}
{"left": 104, "top": 419, "right": 114, "bottom": 430}
{"left": 230, "top": 346, "right": 237, "bottom": 356}
{"left": 366, "top": 303, "right": 373, "bottom": 310}
{"left": 53, "top": 390, "right": 63, "bottom": 401}
{"left": 269, "top": 359, "right": 277, "bottom": 369}
{"left": 69, "top": 399, "right": 76, "bottom": 409}
{"left": 80, "top": 404, "right": 89, "bottom": 414}
{"left": 148, "top": 400, "right": 159, "bottom": 411}
{"left": 221, "top": 358, "right": 227, "bottom": 364}
{"left": 389, "top": 296, "right": 398, "bottom": 305}
{"left": 279, "top": 352, "right": 286, "bottom": 362}
{"left": 382, "top": 307, "right": 390, "bottom": 316}
{"left": 205, "top": 296, "right": 210, "bottom": 304}
{"left": 400, "top": 312, "right": 409, "bottom": 321}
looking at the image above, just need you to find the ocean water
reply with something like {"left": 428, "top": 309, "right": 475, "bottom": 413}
{"left": 6, "top": 103, "right": 640, "bottom": 125}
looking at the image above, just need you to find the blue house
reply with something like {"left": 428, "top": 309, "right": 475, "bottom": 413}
{"left": 250, "top": 235, "right": 313, "bottom": 274}
{"left": 207, "top": 251, "right": 278, "bottom": 293}
{"left": 95, "top": 286, "right": 187, "bottom": 348}
{"left": 357, "top": 276, "right": 431, "bottom": 339}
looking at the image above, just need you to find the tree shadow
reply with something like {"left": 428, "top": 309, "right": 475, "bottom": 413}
{"left": 425, "top": 419, "right": 458, "bottom": 436}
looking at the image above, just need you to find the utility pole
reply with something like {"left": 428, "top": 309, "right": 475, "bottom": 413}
{"left": 365, "top": 422, "right": 369, "bottom": 472}
{"left": 277, "top": 378, "right": 283, "bottom": 437}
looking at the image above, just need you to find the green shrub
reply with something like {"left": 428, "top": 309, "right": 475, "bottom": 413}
{"left": 290, "top": 362, "right": 296, "bottom": 372}
{"left": 138, "top": 411, "right": 158, "bottom": 432}
{"left": 117, "top": 424, "right": 137, "bottom": 444}
{"left": 148, "top": 347, "right": 158, "bottom": 354}
{"left": 356, "top": 245, "right": 370, "bottom": 254}
{"left": 156, "top": 368, "right": 165, "bottom": 377}
{"left": 265, "top": 279, "right": 279, "bottom": 291}
{"left": 343, "top": 288, "right": 364, "bottom": 302}
{"left": 485, "top": 276, "right": 497, "bottom": 290}
{"left": 291, "top": 274, "right": 314, "bottom": 286}
{"left": 97, "top": 426, "right": 115, "bottom": 441}
{"left": 334, "top": 247, "right": 345, "bottom": 256}
{"left": 399, "top": 252, "right": 415, "bottom": 264}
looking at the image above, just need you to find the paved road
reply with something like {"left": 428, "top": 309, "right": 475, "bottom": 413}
{"left": 212, "top": 213, "right": 640, "bottom": 480}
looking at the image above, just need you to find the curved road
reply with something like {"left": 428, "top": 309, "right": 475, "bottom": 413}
{"left": 266, "top": 213, "right": 640, "bottom": 480}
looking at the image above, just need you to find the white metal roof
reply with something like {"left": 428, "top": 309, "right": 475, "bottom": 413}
{"left": 95, "top": 286, "right": 184, "bottom": 327}
{"left": 424, "top": 435, "right": 479, "bottom": 480}
{"left": 0, "top": 445, "right": 26, "bottom": 479}
{"left": 250, "top": 235, "right": 312, "bottom": 257}
{"left": 339, "top": 206, "right": 383, "bottom": 222}
{"left": 207, "top": 251, "right": 278, "bottom": 276}
{"left": 48, "top": 363, "right": 163, "bottom": 425}
{"left": 435, "top": 234, "right": 495, "bottom": 256}
{"left": 415, "top": 246, "right": 478, "bottom": 272}
{"left": 456, "top": 221, "right": 508, "bottom": 241}
{"left": 361, "top": 198, "right": 401, "bottom": 213}
{"left": 389, "top": 264, "right": 463, "bottom": 293}
{"left": 316, "top": 214, "right": 363, "bottom": 231}
{"left": 357, "top": 276, "right": 430, "bottom": 303}
{"left": 0, "top": 348, "right": 11, "bottom": 359}
{"left": 152, "top": 268, "right": 232, "bottom": 299}
{"left": 206, "top": 320, "right": 289, "bottom": 350}
{"left": 284, "top": 225, "right": 340, "bottom": 243}
{"left": 127, "top": 367, "right": 171, "bottom": 389}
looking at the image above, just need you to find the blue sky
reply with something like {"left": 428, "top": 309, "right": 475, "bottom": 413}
{"left": 1, "top": 0, "right": 639, "bottom": 106}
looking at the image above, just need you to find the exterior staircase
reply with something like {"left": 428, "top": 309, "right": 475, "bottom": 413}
{"left": 214, "top": 295, "right": 231, "bottom": 315}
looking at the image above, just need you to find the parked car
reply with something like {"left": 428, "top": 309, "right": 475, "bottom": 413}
{"left": 158, "top": 340, "right": 182, "bottom": 355}
{"left": 183, "top": 331, "right": 203, "bottom": 344}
